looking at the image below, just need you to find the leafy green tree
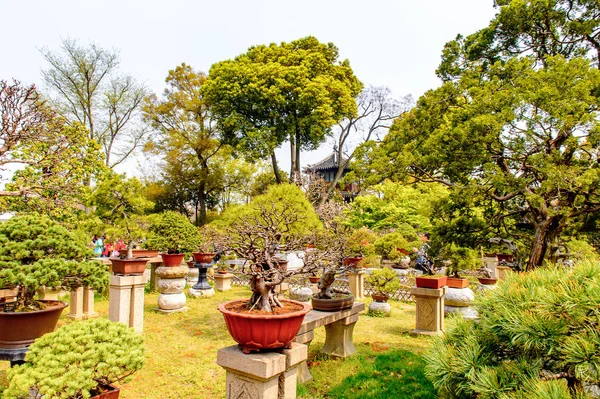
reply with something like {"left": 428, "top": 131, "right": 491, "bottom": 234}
{"left": 0, "top": 80, "right": 105, "bottom": 219}
{"left": 424, "top": 260, "right": 600, "bottom": 398}
{"left": 362, "top": 56, "right": 600, "bottom": 270}
{"left": 146, "top": 211, "right": 202, "bottom": 254}
{"left": 203, "top": 36, "right": 363, "bottom": 183}
{"left": 144, "top": 63, "right": 235, "bottom": 225}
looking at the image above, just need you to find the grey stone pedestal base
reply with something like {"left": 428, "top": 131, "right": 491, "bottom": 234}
{"left": 189, "top": 287, "right": 215, "bottom": 298}
{"left": 368, "top": 301, "right": 391, "bottom": 316}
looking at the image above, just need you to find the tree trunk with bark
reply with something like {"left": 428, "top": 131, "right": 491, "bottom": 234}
{"left": 527, "top": 215, "right": 564, "bottom": 271}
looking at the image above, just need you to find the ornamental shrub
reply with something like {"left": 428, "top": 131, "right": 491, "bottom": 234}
{"left": 424, "top": 260, "right": 600, "bottom": 398}
{"left": 5, "top": 318, "right": 145, "bottom": 399}
{"left": 367, "top": 267, "right": 401, "bottom": 296}
{"left": 0, "top": 214, "right": 109, "bottom": 309}
{"left": 146, "top": 211, "right": 202, "bottom": 254}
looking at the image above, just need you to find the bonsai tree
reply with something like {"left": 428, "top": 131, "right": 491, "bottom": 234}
{"left": 375, "top": 231, "right": 410, "bottom": 262}
{"left": 424, "top": 260, "right": 600, "bottom": 398}
{"left": 0, "top": 214, "right": 109, "bottom": 311}
{"left": 4, "top": 318, "right": 145, "bottom": 398}
{"left": 223, "top": 184, "right": 322, "bottom": 312}
{"left": 366, "top": 267, "right": 401, "bottom": 299}
{"left": 197, "top": 224, "right": 227, "bottom": 254}
{"left": 345, "top": 227, "right": 377, "bottom": 259}
{"left": 92, "top": 173, "right": 154, "bottom": 259}
{"left": 146, "top": 211, "right": 202, "bottom": 254}
{"left": 440, "top": 243, "right": 479, "bottom": 278}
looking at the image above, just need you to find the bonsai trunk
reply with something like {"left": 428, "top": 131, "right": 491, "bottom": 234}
{"left": 527, "top": 216, "right": 563, "bottom": 271}
{"left": 316, "top": 269, "right": 336, "bottom": 299}
{"left": 248, "top": 275, "right": 282, "bottom": 312}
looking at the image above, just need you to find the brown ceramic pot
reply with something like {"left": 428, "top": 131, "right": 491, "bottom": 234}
{"left": 311, "top": 294, "right": 354, "bottom": 312}
{"left": 192, "top": 252, "right": 216, "bottom": 264}
{"left": 160, "top": 253, "right": 185, "bottom": 267}
{"left": 109, "top": 258, "right": 147, "bottom": 275}
{"left": 446, "top": 277, "right": 470, "bottom": 289}
{"left": 415, "top": 275, "right": 448, "bottom": 289}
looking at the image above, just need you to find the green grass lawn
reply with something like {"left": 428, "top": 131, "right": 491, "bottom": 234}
{"left": 0, "top": 286, "right": 437, "bottom": 398}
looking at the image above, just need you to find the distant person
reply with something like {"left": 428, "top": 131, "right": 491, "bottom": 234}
{"left": 94, "top": 235, "right": 104, "bottom": 257}
{"left": 111, "top": 248, "right": 121, "bottom": 257}
{"left": 412, "top": 232, "right": 431, "bottom": 273}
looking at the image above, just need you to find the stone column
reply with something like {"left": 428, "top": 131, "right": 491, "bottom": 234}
{"left": 68, "top": 286, "right": 84, "bottom": 319}
{"left": 148, "top": 260, "right": 163, "bottom": 292}
{"left": 410, "top": 287, "right": 446, "bottom": 335}
{"left": 444, "top": 287, "right": 477, "bottom": 320}
{"left": 321, "top": 312, "right": 359, "bottom": 358}
{"left": 483, "top": 255, "right": 498, "bottom": 277}
{"left": 36, "top": 287, "right": 63, "bottom": 301}
{"left": 347, "top": 270, "right": 365, "bottom": 300}
{"left": 496, "top": 265, "right": 511, "bottom": 281}
{"left": 83, "top": 287, "right": 98, "bottom": 318}
{"left": 156, "top": 265, "right": 189, "bottom": 313}
{"left": 214, "top": 273, "right": 234, "bottom": 292}
{"left": 217, "top": 343, "right": 307, "bottom": 399}
{"left": 294, "top": 330, "right": 315, "bottom": 383}
{"left": 109, "top": 274, "right": 145, "bottom": 330}
{"left": 187, "top": 266, "right": 199, "bottom": 287}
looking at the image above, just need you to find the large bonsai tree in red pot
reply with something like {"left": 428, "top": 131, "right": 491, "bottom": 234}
{"left": 218, "top": 184, "right": 322, "bottom": 352}
{"left": 0, "top": 214, "right": 109, "bottom": 349}
{"left": 146, "top": 211, "right": 202, "bottom": 266}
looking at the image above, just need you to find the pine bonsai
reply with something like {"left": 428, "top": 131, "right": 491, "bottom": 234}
{"left": 145, "top": 211, "right": 202, "bottom": 254}
{"left": 4, "top": 318, "right": 145, "bottom": 399}
{"left": 366, "top": 267, "right": 401, "bottom": 298}
{"left": 0, "top": 214, "right": 109, "bottom": 311}
{"left": 424, "top": 260, "right": 600, "bottom": 398}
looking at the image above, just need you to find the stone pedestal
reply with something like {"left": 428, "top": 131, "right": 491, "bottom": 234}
{"left": 217, "top": 343, "right": 307, "bottom": 399}
{"left": 83, "top": 287, "right": 98, "bottom": 318}
{"left": 214, "top": 273, "right": 234, "bottom": 292}
{"left": 410, "top": 287, "right": 446, "bottom": 335}
{"left": 496, "top": 265, "right": 511, "bottom": 281}
{"left": 347, "top": 270, "right": 365, "bottom": 300}
{"left": 483, "top": 256, "right": 498, "bottom": 277}
{"left": 189, "top": 262, "right": 214, "bottom": 298}
{"left": 444, "top": 287, "right": 476, "bottom": 320}
{"left": 36, "top": 287, "right": 64, "bottom": 301}
{"left": 156, "top": 265, "right": 189, "bottom": 312}
{"left": 148, "top": 260, "right": 163, "bottom": 292}
{"left": 68, "top": 286, "right": 84, "bottom": 319}
{"left": 109, "top": 274, "right": 146, "bottom": 332}
{"left": 187, "top": 267, "right": 199, "bottom": 287}
{"left": 368, "top": 301, "right": 391, "bottom": 316}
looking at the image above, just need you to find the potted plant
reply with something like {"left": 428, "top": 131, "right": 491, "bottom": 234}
{"left": 366, "top": 267, "right": 401, "bottom": 302}
{"left": 477, "top": 266, "right": 498, "bottom": 285}
{"left": 218, "top": 184, "right": 321, "bottom": 353}
{"left": 4, "top": 318, "right": 145, "bottom": 399}
{"left": 92, "top": 173, "right": 154, "bottom": 275}
{"left": 343, "top": 227, "right": 377, "bottom": 267}
{"left": 0, "top": 214, "right": 109, "bottom": 349}
{"left": 146, "top": 211, "right": 202, "bottom": 267}
{"left": 441, "top": 243, "right": 478, "bottom": 288}
{"left": 193, "top": 224, "right": 226, "bottom": 264}
{"left": 414, "top": 254, "right": 447, "bottom": 289}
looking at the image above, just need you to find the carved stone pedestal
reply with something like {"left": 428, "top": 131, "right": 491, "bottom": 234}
{"left": 214, "top": 273, "right": 233, "bottom": 292}
{"left": 444, "top": 287, "right": 476, "bottom": 320}
{"left": 187, "top": 267, "right": 199, "bottom": 287}
{"left": 148, "top": 260, "right": 163, "bottom": 292}
{"left": 68, "top": 287, "right": 96, "bottom": 319}
{"left": 109, "top": 274, "right": 146, "bottom": 332}
{"left": 410, "top": 287, "right": 446, "bottom": 335}
{"left": 347, "top": 270, "right": 365, "bottom": 300}
{"left": 156, "top": 265, "right": 189, "bottom": 312}
{"left": 217, "top": 343, "right": 307, "bottom": 399}
{"left": 496, "top": 265, "right": 511, "bottom": 281}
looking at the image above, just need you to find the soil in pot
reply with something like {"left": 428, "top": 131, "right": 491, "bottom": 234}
{"left": 311, "top": 294, "right": 354, "bottom": 312}
{"left": 0, "top": 300, "right": 68, "bottom": 349}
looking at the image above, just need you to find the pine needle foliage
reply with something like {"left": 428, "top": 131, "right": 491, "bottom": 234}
{"left": 424, "top": 260, "right": 600, "bottom": 398}
{"left": 145, "top": 211, "right": 202, "bottom": 254}
{"left": 4, "top": 318, "right": 145, "bottom": 399}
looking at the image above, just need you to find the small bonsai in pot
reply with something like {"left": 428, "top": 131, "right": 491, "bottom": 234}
{"left": 4, "top": 318, "right": 145, "bottom": 399}
{"left": 146, "top": 211, "right": 202, "bottom": 266}
{"left": 440, "top": 243, "right": 479, "bottom": 288}
{"left": 366, "top": 267, "right": 401, "bottom": 302}
{"left": 344, "top": 227, "right": 377, "bottom": 267}
{"left": 194, "top": 224, "right": 227, "bottom": 264}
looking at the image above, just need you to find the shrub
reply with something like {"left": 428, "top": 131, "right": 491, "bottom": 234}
{"left": 0, "top": 214, "right": 109, "bottom": 309}
{"left": 375, "top": 232, "right": 409, "bottom": 260}
{"left": 5, "top": 318, "right": 145, "bottom": 399}
{"left": 146, "top": 211, "right": 202, "bottom": 254}
{"left": 423, "top": 260, "right": 600, "bottom": 398}
{"left": 367, "top": 267, "right": 401, "bottom": 296}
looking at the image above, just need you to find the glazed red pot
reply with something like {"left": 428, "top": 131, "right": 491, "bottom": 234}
{"left": 0, "top": 300, "right": 68, "bottom": 349}
{"left": 218, "top": 299, "right": 311, "bottom": 353}
{"left": 90, "top": 384, "right": 120, "bottom": 399}
{"left": 415, "top": 275, "right": 448, "bottom": 289}
{"left": 371, "top": 293, "right": 389, "bottom": 303}
{"left": 109, "top": 258, "right": 147, "bottom": 275}
{"left": 308, "top": 276, "right": 320, "bottom": 284}
{"left": 192, "top": 252, "right": 216, "bottom": 264}
{"left": 478, "top": 277, "right": 498, "bottom": 285}
{"left": 446, "top": 277, "right": 470, "bottom": 289}
{"left": 343, "top": 257, "right": 363, "bottom": 267}
{"left": 161, "top": 253, "right": 185, "bottom": 267}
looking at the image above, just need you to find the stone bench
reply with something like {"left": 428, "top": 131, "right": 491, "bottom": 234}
{"left": 294, "top": 301, "right": 365, "bottom": 383}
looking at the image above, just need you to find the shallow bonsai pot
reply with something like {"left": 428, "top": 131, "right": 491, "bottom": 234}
{"left": 0, "top": 300, "right": 68, "bottom": 349}
{"left": 218, "top": 299, "right": 311, "bottom": 353}
{"left": 343, "top": 257, "right": 363, "bottom": 267}
{"left": 446, "top": 277, "right": 470, "bottom": 289}
{"left": 192, "top": 252, "right": 216, "bottom": 264}
{"left": 371, "top": 293, "right": 389, "bottom": 303}
{"left": 308, "top": 276, "right": 320, "bottom": 284}
{"left": 109, "top": 258, "right": 147, "bottom": 275}
{"left": 478, "top": 277, "right": 498, "bottom": 285}
{"left": 311, "top": 294, "right": 354, "bottom": 312}
{"left": 391, "top": 264, "right": 409, "bottom": 270}
{"left": 415, "top": 275, "right": 448, "bottom": 289}
{"left": 161, "top": 253, "right": 185, "bottom": 267}
{"left": 496, "top": 254, "right": 513, "bottom": 263}
{"left": 119, "top": 249, "right": 159, "bottom": 258}
{"left": 90, "top": 384, "right": 120, "bottom": 399}
{"left": 217, "top": 269, "right": 229, "bottom": 274}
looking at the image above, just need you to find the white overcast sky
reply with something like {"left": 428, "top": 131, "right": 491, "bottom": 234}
{"left": 0, "top": 0, "right": 497, "bottom": 176}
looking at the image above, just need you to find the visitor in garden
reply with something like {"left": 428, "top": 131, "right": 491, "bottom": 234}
{"left": 412, "top": 232, "right": 431, "bottom": 273}
{"left": 93, "top": 235, "right": 104, "bottom": 257}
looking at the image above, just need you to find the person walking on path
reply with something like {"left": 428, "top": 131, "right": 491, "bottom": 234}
{"left": 93, "top": 235, "right": 104, "bottom": 257}
{"left": 412, "top": 232, "right": 432, "bottom": 273}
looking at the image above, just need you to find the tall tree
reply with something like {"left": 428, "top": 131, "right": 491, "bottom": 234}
{"left": 0, "top": 80, "right": 105, "bottom": 217}
{"left": 40, "top": 38, "right": 149, "bottom": 168}
{"left": 144, "top": 63, "right": 230, "bottom": 225}
{"left": 202, "top": 36, "right": 363, "bottom": 183}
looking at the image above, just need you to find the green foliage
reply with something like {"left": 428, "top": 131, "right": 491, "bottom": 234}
{"left": 374, "top": 232, "right": 410, "bottom": 260}
{"left": 440, "top": 243, "right": 480, "bottom": 278}
{"left": 0, "top": 214, "right": 109, "bottom": 308}
{"left": 5, "top": 318, "right": 145, "bottom": 399}
{"left": 346, "top": 227, "right": 377, "bottom": 257}
{"left": 367, "top": 267, "right": 401, "bottom": 296}
{"left": 424, "top": 260, "right": 600, "bottom": 398}
{"left": 146, "top": 211, "right": 202, "bottom": 254}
